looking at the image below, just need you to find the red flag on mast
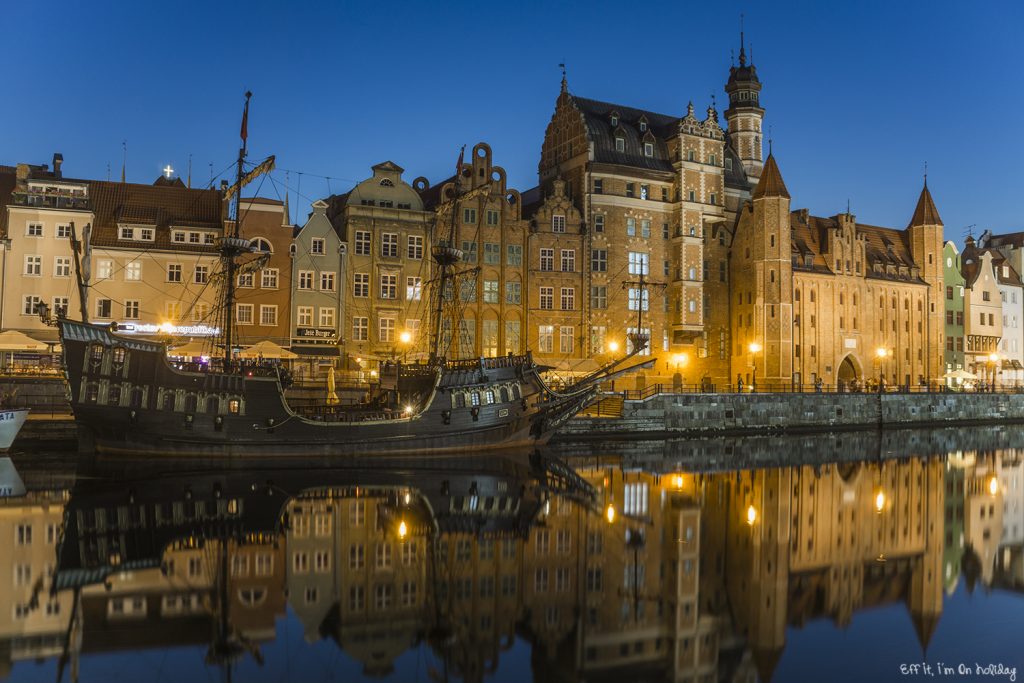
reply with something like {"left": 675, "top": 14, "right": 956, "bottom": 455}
{"left": 240, "top": 92, "right": 251, "bottom": 143}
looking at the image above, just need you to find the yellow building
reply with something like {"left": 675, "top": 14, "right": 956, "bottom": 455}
{"left": 731, "top": 156, "right": 945, "bottom": 389}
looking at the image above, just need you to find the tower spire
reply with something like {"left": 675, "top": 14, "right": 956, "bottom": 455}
{"left": 559, "top": 62, "right": 567, "bottom": 93}
{"left": 739, "top": 14, "right": 746, "bottom": 66}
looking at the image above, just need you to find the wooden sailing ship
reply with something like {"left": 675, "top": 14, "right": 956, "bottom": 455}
{"left": 56, "top": 93, "right": 652, "bottom": 458}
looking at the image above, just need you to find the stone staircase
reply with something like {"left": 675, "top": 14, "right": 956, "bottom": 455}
{"left": 580, "top": 393, "right": 624, "bottom": 418}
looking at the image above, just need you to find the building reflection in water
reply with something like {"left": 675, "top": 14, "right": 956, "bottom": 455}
{"left": 2, "top": 440, "right": 1023, "bottom": 682}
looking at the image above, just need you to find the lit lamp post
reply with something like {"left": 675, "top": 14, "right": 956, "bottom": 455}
{"left": 988, "top": 352, "right": 1000, "bottom": 392}
{"left": 671, "top": 353, "right": 688, "bottom": 391}
{"left": 748, "top": 342, "right": 762, "bottom": 392}
{"left": 875, "top": 347, "right": 889, "bottom": 392}
{"left": 607, "top": 340, "right": 620, "bottom": 354}
{"left": 399, "top": 330, "right": 412, "bottom": 362}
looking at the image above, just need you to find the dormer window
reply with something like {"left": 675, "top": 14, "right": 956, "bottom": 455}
{"left": 379, "top": 178, "right": 394, "bottom": 187}
{"left": 615, "top": 137, "right": 625, "bottom": 152}
{"left": 610, "top": 113, "right": 619, "bottom": 127}
{"left": 639, "top": 118, "right": 647, "bottom": 133}
{"left": 644, "top": 142, "right": 654, "bottom": 157}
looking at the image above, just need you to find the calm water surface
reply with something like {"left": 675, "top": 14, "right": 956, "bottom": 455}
{"left": 2, "top": 427, "right": 1023, "bottom": 683}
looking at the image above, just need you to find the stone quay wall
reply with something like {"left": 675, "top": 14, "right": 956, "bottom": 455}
{"left": 560, "top": 392, "right": 1024, "bottom": 438}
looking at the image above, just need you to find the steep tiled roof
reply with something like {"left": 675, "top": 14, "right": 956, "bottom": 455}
{"left": 88, "top": 180, "right": 223, "bottom": 252}
{"left": 519, "top": 186, "right": 542, "bottom": 219}
{"left": 416, "top": 174, "right": 456, "bottom": 211}
{"left": 907, "top": 183, "right": 942, "bottom": 227}
{"left": 751, "top": 154, "right": 789, "bottom": 199}
{"left": 0, "top": 166, "right": 15, "bottom": 235}
{"left": 961, "top": 239, "right": 1022, "bottom": 288}
{"left": 569, "top": 96, "right": 676, "bottom": 174}
{"left": 982, "top": 230, "right": 1024, "bottom": 249}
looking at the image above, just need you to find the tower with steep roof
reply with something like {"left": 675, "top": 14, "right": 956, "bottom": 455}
{"left": 907, "top": 181, "right": 945, "bottom": 382}
{"left": 724, "top": 33, "right": 765, "bottom": 181}
{"left": 731, "top": 153, "right": 792, "bottom": 387}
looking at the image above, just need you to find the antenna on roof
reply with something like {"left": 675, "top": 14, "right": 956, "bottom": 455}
{"left": 768, "top": 125, "right": 773, "bottom": 155}
{"left": 187, "top": 154, "right": 192, "bottom": 189}
{"left": 923, "top": 161, "right": 928, "bottom": 187}
{"left": 121, "top": 140, "right": 127, "bottom": 183}
{"left": 208, "top": 162, "right": 214, "bottom": 185}
{"left": 964, "top": 224, "right": 975, "bottom": 239}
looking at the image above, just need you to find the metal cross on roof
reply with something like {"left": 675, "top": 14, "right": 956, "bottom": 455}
{"left": 163, "top": 165, "right": 174, "bottom": 179}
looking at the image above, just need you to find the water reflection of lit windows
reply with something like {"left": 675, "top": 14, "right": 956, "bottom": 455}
{"left": 230, "top": 555, "right": 249, "bottom": 577}
{"left": 501, "top": 539, "right": 516, "bottom": 560}
{"left": 623, "top": 482, "right": 649, "bottom": 516}
{"left": 556, "top": 529, "right": 571, "bottom": 554}
{"left": 14, "top": 564, "right": 31, "bottom": 586}
{"left": 587, "top": 531, "right": 602, "bottom": 555}
{"left": 314, "top": 514, "right": 331, "bottom": 536}
{"left": 376, "top": 543, "right": 392, "bottom": 569}
{"left": 108, "top": 596, "right": 146, "bottom": 619}
{"left": 586, "top": 567, "right": 602, "bottom": 592}
{"left": 349, "top": 585, "right": 365, "bottom": 611}
{"left": 401, "top": 540, "right": 417, "bottom": 566}
{"left": 314, "top": 550, "right": 330, "bottom": 573}
{"left": 401, "top": 581, "right": 417, "bottom": 607}
{"left": 478, "top": 538, "right": 494, "bottom": 561}
{"left": 534, "top": 567, "right": 549, "bottom": 592}
{"left": 624, "top": 563, "right": 646, "bottom": 590}
{"left": 187, "top": 557, "right": 202, "bottom": 577}
{"left": 305, "top": 587, "right": 318, "bottom": 604}
{"left": 349, "top": 501, "right": 365, "bottom": 526}
{"left": 480, "top": 576, "right": 495, "bottom": 597}
{"left": 455, "top": 539, "right": 472, "bottom": 562}
{"left": 455, "top": 578, "right": 472, "bottom": 600}
{"left": 555, "top": 567, "right": 570, "bottom": 592}
{"left": 546, "top": 606, "right": 559, "bottom": 626}
{"left": 292, "top": 514, "right": 309, "bottom": 537}
{"left": 293, "top": 551, "right": 309, "bottom": 573}
{"left": 238, "top": 588, "right": 266, "bottom": 607}
{"left": 255, "top": 553, "right": 273, "bottom": 576}
{"left": 535, "top": 529, "right": 550, "bottom": 555}
{"left": 350, "top": 543, "right": 365, "bottom": 569}
{"left": 501, "top": 575, "right": 517, "bottom": 596}
{"left": 14, "top": 604, "right": 30, "bottom": 620}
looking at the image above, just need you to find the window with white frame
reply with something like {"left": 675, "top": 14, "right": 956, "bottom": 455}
{"left": 297, "top": 306, "right": 313, "bottom": 326}
{"left": 379, "top": 317, "right": 395, "bottom": 343}
{"left": 381, "top": 233, "right": 398, "bottom": 257}
{"left": 53, "top": 296, "right": 69, "bottom": 317}
{"left": 354, "top": 273, "right": 369, "bottom": 297}
{"left": 552, "top": 215, "right": 566, "bottom": 232}
{"left": 407, "top": 235, "right": 423, "bottom": 259}
{"left": 355, "top": 231, "right": 371, "bottom": 255}
{"left": 139, "top": 228, "right": 154, "bottom": 241}
{"left": 644, "top": 142, "right": 654, "bottom": 157}
{"left": 194, "top": 265, "right": 208, "bottom": 284}
{"left": 626, "top": 327, "right": 651, "bottom": 356}
{"left": 560, "top": 326, "right": 574, "bottom": 353}
{"left": 353, "top": 317, "right": 368, "bottom": 341}
{"left": 593, "top": 214, "right": 604, "bottom": 232}
{"left": 22, "top": 295, "right": 41, "bottom": 316}
{"left": 166, "top": 301, "right": 183, "bottom": 321}
{"left": 318, "top": 307, "right": 336, "bottom": 328}
{"left": 623, "top": 482, "right": 649, "bottom": 515}
{"left": 483, "top": 280, "right": 498, "bottom": 303}
{"left": 261, "top": 268, "right": 278, "bottom": 288}
{"left": 124, "top": 300, "right": 140, "bottom": 319}
{"left": 298, "top": 271, "right": 314, "bottom": 290}
{"left": 379, "top": 274, "right": 397, "bottom": 299}
{"left": 561, "top": 249, "right": 575, "bottom": 272}
{"left": 167, "top": 264, "right": 182, "bottom": 282}
{"left": 125, "top": 261, "right": 141, "bottom": 281}
{"left": 24, "top": 255, "right": 42, "bottom": 276}
{"left": 54, "top": 257, "right": 71, "bottom": 277}
{"left": 538, "top": 325, "right": 554, "bottom": 353}
{"left": 172, "top": 231, "right": 186, "bottom": 243}
{"left": 320, "top": 272, "right": 336, "bottom": 291}
{"left": 236, "top": 304, "right": 254, "bottom": 324}
{"left": 539, "top": 287, "right": 553, "bottom": 310}
{"left": 238, "top": 272, "right": 253, "bottom": 288}
{"left": 260, "top": 305, "right": 278, "bottom": 326}
{"left": 628, "top": 251, "right": 649, "bottom": 275}
{"left": 95, "top": 299, "right": 112, "bottom": 319}
{"left": 119, "top": 226, "right": 134, "bottom": 240}
{"left": 406, "top": 276, "right": 422, "bottom": 301}
{"left": 540, "top": 248, "right": 553, "bottom": 271}
{"left": 627, "top": 288, "right": 649, "bottom": 311}
{"left": 614, "top": 137, "right": 624, "bottom": 152}
{"left": 55, "top": 224, "right": 71, "bottom": 238}
{"left": 26, "top": 222, "right": 43, "bottom": 237}
{"left": 96, "top": 259, "right": 113, "bottom": 280}
{"left": 192, "top": 302, "right": 209, "bottom": 322}
{"left": 560, "top": 287, "right": 575, "bottom": 310}
{"left": 311, "top": 238, "right": 325, "bottom": 254}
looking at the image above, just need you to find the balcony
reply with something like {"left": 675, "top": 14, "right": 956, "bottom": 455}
{"left": 10, "top": 190, "right": 91, "bottom": 212}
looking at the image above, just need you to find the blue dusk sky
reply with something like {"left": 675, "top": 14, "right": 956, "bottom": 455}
{"left": 4, "top": 0, "right": 1022, "bottom": 243}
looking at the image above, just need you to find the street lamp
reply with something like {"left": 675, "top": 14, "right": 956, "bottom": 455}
{"left": 605, "top": 502, "right": 616, "bottom": 524}
{"left": 874, "top": 489, "right": 886, "bottom": 514}
{"left": 607, "top": 340, "right": 620, "bottom": 354}
{"left": 988, "top": 352, "right": 1000, "bottom": 392}
{"left": 875, "top": 347, "right": 889, "bottom": 392}
{"left": 745, "top": 504, "right": 758, "bottom": 526}
{"left": 988, "top": 474, "right": 1000, "bottom": 497}
{"left": 748, "top": 342, "right": 762, "bottom": 392}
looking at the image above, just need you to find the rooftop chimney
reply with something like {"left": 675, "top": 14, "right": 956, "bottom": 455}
{"left": 52, "top": 153, "right": 63, "bottom": 178}
{"left": 220, "top": 180, "right": 229, "bottom": 191}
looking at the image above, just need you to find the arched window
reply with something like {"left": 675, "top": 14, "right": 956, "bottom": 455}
{"left": 252, "top": 238, "right": 272, "bottom": 253}
{"left": 379, "top": 178, "right": 394, "bottom": 187}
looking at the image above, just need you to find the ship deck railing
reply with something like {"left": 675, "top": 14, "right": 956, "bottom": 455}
{"left": 292, "top": 404, "right": 412, "bottom": 422}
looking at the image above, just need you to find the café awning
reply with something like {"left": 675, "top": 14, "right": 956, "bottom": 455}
{"left": 0, "top": 330, "right": 49, "bottom": 352}
{"left": 237, "top": 340, "right": 298, "bottom": 360}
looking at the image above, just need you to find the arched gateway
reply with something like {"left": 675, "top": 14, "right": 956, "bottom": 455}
{"left": 837, "top": 355, "right": 860, "bottom": 387}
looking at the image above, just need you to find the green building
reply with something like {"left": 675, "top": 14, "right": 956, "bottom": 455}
{"left": 943, "top": 241, "right": 966, "bottom": 381}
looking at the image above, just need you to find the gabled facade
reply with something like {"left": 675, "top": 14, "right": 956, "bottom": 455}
{"left": 326, "top": 162, "right": 432, "bottom": 362}
{"left": 732, "top": 158, "right": 945, "bottom": 389}
{"left": 420, "top": 143, "right": 528, "bottom": 358}
{"left": 290, "top": 201, "right": 344, "bottom": 375}
{"left": 0, "top": 158, "right": 92, "bottom": 343}
{"left": 943, "top": 241, "right": 966, "bottom": 378}
{"left": 233, "top": 197, "right": 294, "bottom": 347}
{"left": 960, "top": 241, "right": 1003, "bottom": 382}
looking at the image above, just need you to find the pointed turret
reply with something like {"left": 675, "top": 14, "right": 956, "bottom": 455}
{"left": 751, "top": 153, "right": 790, "bottom": 199}
{"left": 725, "top": 28, "right": 765, "bottom": 179}
{"left": 908, "top": 182, "right": 943, "bottom": 228}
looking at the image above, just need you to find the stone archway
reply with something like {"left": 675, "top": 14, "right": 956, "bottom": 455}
{"left": 837, "top": 354, "right": 860, "bottom": 389}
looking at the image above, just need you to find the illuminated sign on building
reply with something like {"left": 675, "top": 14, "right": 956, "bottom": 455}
{"left": 116, "top": 323, "right": 221, "bottom": 337}
{"left": 294, "top": 327, "right": 338, "bottom": 340}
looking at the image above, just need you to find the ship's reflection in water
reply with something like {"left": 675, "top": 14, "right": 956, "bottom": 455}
{"left": 2, "top": 427, "right": 1023, "bottom": 682}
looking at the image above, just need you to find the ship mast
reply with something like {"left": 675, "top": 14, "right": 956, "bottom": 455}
{"left": 221, "top": 91, "right": 252, "bottom": 370}
{"left": 428, "top": 147, "right": 465, "bottom": 363}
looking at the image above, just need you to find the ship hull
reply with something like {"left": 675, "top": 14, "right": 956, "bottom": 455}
{"left": 60, "top": 320, "right": 594, "bottom": 458}
{"left": 0, "top": 409, "right": 29, "bottom": 450}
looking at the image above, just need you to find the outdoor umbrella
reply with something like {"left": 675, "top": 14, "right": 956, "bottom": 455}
{"left": 237, "top": 340, "right": 298, "bottom": 360}
{"left": 0, "top": 330, "right": 49, "bottom": 352}
{"left": 942, "top": 369, "right": 977, "bottom": 381}
{"left": 326, "top": 366, "right": 339, "bottom": 405}
{"left": 168, "top": 340, "right": 213, "bottom": 357}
